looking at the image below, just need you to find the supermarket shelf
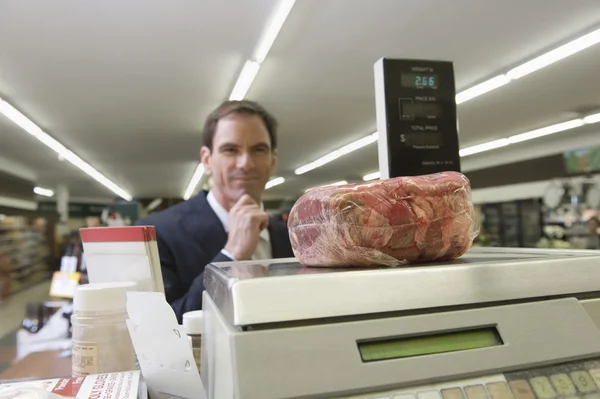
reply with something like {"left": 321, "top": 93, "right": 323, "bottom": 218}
{"left": 0, "top": 216, "right": 51, "bottom": 300}
{"left": 8, "top": 273, "right": 50, "bottom": 297}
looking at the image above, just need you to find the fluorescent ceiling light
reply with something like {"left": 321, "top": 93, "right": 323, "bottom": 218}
{"left": 508, "top": 119, "right": 584, "bottom": 144}
{"left": 183, "top": 163, "right": 205, "bottom": 200}
{"left": 363, "top": 171, "right": 380, "bottom": 181}
{"left": 298, "top": 27, "right": 600, "bottom": 173}
{"left": 460, "top": 116, "right": 599, "bottom": 157}
{"left": 305, "top": 180, "right": 348, "bottom": 192}
{"left": 0, "top": 99, "right": 132, "bottom": 201}
{"left": 266, "top": 177, "right": 285, "bottom": 189}
{"left": 229, "top": 61, "right": 261, "bottom": 101}
{"left": 227, "top": 0, "right": 297, "bottom": 101}
{"left": 295, "top": 132, "right": 378, "bottom": 175}
{"left": 34, "top": 186, "right": 54, "bottom": 197}
{"left": 365, "top": 115, "right": 593, "bottom": 175}
{"left": 459, "top": 139, "right": 511, "bottom": 157}
{"left": 456, "top": 27, "right": 600, "bottom": 105}
{"left": 455, "top": 75, "right": 511, "bottom": 105}
{"left": 145, "top": 198, "right": 163, "bottom": 212}
{"left": 254, "top": 0, "right": 297, "bottom": 63}
{"left": 584, "top": 112, "right": 600, "bottom": 124}
{"left": 507, "top": 27, "right": 600, "bottom": 80}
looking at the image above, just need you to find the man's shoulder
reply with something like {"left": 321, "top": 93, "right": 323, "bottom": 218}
{"left": 136, "top": 194, "right": 205, "bottom": 230}
{"left": 136, "top": 209, "right": 177, "bottom": 235}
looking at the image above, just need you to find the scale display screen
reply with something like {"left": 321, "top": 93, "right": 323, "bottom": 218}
{"left": 400, "top": 100, "right": 442, "bottom": 119}
{"left": 401, "top": 72, "right": 439, "bottom": 89}
{"left": 400, "top": 132, "right": 444, "bottom": 148}
{"left": 358, "top": 327, "right": 502, "bottom": 362}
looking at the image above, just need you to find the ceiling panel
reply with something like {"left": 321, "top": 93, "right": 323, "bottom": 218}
{"left": 0, "top": 116, "right": 113, "bottom": 198}
{"left": 0, "top": 0, "right": 599, "bottom": 202}
{"left": 457, "top": 44, "right": 600, "bottom": 145}
{"left": 0, "top": 0, "right": 278, "bottom": 199}
{"left": 251, "top": 0, "right": 600, "bottom": 196}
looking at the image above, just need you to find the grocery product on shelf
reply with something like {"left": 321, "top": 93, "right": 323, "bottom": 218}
{"left": 0, "top": 215, "right": 51, "bottom": 300}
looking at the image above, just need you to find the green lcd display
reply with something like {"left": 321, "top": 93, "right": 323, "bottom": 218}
{"left": 358, "top": 327, "right": 502, "bottom": 362}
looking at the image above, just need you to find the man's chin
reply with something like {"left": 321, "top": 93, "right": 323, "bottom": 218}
{"left": 229, "top": 185, "right": 264, "bottom": 203}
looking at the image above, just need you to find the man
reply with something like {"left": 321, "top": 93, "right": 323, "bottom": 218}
{"left": 137, "top": 100, "right": 294, "bottom": 321}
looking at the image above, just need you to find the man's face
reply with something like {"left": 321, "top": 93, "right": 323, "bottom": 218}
{"left": 201, "top": 113, "right": 277, "bottom": 208}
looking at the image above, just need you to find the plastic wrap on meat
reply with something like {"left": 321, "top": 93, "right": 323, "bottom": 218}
{"left": 287, "top": 171, "right": 479, "bottom": 267}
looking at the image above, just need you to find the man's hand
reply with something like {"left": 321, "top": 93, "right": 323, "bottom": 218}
{"left": 224, "top": 194, "right": 269, "bottom": 260}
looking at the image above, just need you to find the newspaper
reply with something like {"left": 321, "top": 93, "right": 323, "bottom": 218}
{"left": 0, "top": 370, "right": 140, "bottom": 399}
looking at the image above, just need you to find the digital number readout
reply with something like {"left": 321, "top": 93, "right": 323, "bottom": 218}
{"left": 401, "top": 73, "right": 439, "bottom": 89}
{"left": 358, "top": 327, "right": 502, "bottom": 362}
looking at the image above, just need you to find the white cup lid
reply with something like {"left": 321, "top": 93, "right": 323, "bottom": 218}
{"left": 74, "top": 281, "right": 138, "bottom": 313}
{"left": 182, "top": 310, "right": 204, "bottom": 334}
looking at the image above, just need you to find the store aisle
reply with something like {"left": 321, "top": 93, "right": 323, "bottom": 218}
{"left": 0, "top": 282, "right": 51, "bottom": 339}
{"left": 0, "top": 281, "right": 51, "bottom": 372}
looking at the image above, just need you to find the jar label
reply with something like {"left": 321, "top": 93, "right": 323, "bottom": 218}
{"left": 72, "top": 341, "right": 98, "bottom": 376}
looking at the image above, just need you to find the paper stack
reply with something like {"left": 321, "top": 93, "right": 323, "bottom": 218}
{"left": 0, "top": 370, "right": 143, "bottom": 399}
{"left": 79, "top": 226, "right": 164, "bottom": 294}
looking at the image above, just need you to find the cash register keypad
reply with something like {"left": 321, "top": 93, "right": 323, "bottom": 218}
{"left": 351, "top": 359, "right": 600, "bottom": 399}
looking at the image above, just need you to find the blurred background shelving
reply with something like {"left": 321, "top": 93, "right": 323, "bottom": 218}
{"left": 0, "top": 216, "right": 51, "bottom": 302}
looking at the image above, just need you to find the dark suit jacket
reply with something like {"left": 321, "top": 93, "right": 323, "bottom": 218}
{"left": 136, "top": 191, "right": 294, "bottom": 322}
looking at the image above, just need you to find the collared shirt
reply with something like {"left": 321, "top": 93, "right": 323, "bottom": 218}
{"left": 206, "top": 190, "right": 272, "bottom": 261}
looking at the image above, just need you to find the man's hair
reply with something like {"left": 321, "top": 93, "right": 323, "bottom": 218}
{"left": 202, "top": 100, "right": 278, "bottom": 151}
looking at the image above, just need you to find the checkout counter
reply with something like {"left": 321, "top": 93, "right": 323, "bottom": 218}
{"left": 199, "top": 59, "right": 600, "bottom": 398}
{"left": 201, "top": 247, "right": 600, "bottom": 398}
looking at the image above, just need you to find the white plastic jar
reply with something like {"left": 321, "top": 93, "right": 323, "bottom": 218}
{"left": 71, "top": 281, "right": 137, "bottom": 377}
{"left": 182, "top": 310, "right": 203, "bottom": 375}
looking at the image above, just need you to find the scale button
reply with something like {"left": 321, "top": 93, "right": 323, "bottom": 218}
{"left": 571, "top": 371, "right": 596, "bottom": 393}
{"left": 394, "top": 394, "right": 416, "bottom": 399}
{"left": 442, "top": 388, "right": 465, "bottom": 399}
{"left": 550, "top": 373, "right": 577, "bottom": 396}
{"left": 509, "top": 380, "right": 535, "bottom": 399}
{"left": 487, "top": 381, "right": 514, "bottom": 399}
{"left": 417, "top": 390, "right": 442, "bottom": 399}
{"left": 588, "top": 369, "right": 600, "bottom": 388}
{"left": 465, "top": 385, "right": 489, "bottom": 399}
{"left": 529, "top": 377, "right": 557, "bottom": 399}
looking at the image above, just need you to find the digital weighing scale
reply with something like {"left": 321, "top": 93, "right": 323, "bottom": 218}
{"left": 200, "top": 58, "right": 600, "bottom": 398}
{"left": 202, "top": 248, "right": 600, "bottom": 399}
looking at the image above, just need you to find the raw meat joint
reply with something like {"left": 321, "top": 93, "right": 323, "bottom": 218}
{"left": 287, "top": 171, "right": 479, "bottom": 267}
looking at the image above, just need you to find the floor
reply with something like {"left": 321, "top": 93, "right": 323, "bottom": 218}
{"left": 0, "top": 281, "right": 51, "bottom": 373}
